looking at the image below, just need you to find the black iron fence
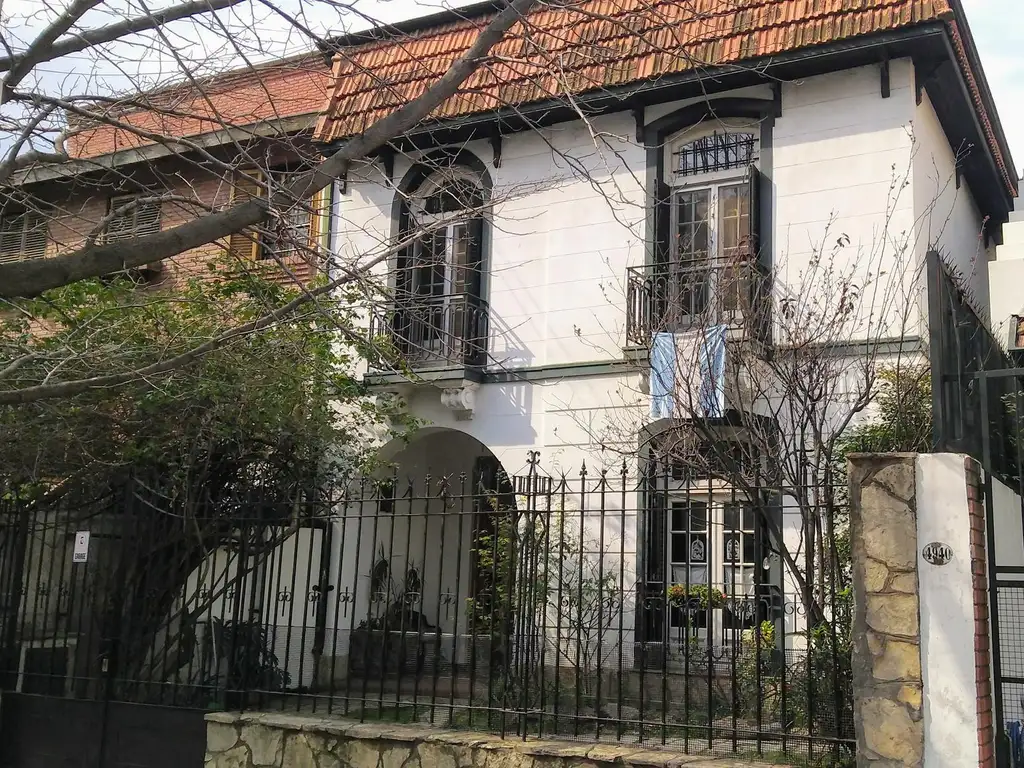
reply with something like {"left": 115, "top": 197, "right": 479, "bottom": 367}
{"left": 927, "top": 250, "right": 1024, "bottom": 766}
{"left": 928, "top": 250, "right": 1024, "bottom": 486}
{"left": 0, "top": 459, "right": 854, "bottom": 764}
{"left": 367, "top": 293, "right": 488, "bottom": 370}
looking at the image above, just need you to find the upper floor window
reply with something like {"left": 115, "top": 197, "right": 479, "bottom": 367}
{"left": 259, "top": 168, "right": 313, "bottom": 261}
{"left": 386, "top": 167, "right": 487, "bottom": 368}
{"left": 227, "top": 166, "right": 324, "bottom": 263}
{"left": 403, "top": 172, "right": 485, "bottom": 301}
{"left": 626, "top": 116, "right": 770, "bottom": 348}
{"left": 663, "top": 123, "right": 761, "bottom": 326}
{"left": 0, "top": 210, "right": 47, "bottom": 263}
{"left": 105, "top": 194, "right": 161, "bottom": 242}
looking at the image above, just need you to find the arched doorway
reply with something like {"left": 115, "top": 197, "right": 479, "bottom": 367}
{"left": 328, "top": 428, "right": 516, "bottom": 694}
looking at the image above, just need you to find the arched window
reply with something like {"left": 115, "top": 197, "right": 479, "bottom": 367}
{"left": 659, "top": 121, "right": 761, "bottom": 326}
{"left": 393, "top": 165, "right": 487, "bottom": 368}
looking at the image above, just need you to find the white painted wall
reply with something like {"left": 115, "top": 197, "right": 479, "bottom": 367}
{"left": 913, "top": 91, "right": 992, "bottom": 318}
{"left": 181, "top": 528, "right": 324, "bottom": 690}
{"left": 774, "top": 59, "right": 919, "bottom": 340}
{"left": 988, "top": 202, "right": 1024, "bottom": 349}
{"left": 916, "top": 453, "right": 984, "bottom": 768}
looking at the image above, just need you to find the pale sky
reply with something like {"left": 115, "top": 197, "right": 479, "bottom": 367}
{"left": 1, "top": 0, "right": 1022, "bottom": 176}
{"left": 960, "top": 0, "right": 1024, "bottom": 177}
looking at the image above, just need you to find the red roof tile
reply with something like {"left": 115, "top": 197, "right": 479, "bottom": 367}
{"left": 66, "top": 54, "right": 331, "bottom": 160}
{"left": 316, "top": 0, "right": 955, "bottom": 144}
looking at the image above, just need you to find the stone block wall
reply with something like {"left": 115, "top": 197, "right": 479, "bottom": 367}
{"left": 847, "top": 455, "right": 924, "bottom": 767}
{"left": 204, "top": 712, "right": 781, "bottom": 768}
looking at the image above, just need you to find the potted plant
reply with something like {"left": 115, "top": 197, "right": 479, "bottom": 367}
{"left": 666, "top": 583, "right": 726, "bottom": 610}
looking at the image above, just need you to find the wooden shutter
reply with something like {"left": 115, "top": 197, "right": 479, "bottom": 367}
{"left": 308, "top": 184, "right": 330, "bottom": 253}
{"left": 227, "top": 169, "right": 265, "bottom": 261}
{"left": 652, "top": 180, "right": 673, "bottom": 323}
{"left": 105, "top": 195, "right": 161, "bottom": 243}
{"left": 463, "top": 217, "right": 485, "bottom": 299}
{"left": 0, "top": 211, "right": 46, "bottom": 263}
{"left": 746, "top": 164, "right": 762, "bottom": 265}
{"left": 745, "top": 164, "right": 771, "bottom": 347}
{"left": 653, "top": 180, "right": 672, "bottom": 265}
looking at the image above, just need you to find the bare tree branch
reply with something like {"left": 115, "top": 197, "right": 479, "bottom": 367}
{"left": 0, "top": 0, "right": 541, "bottom": 299}
{"left": 1, "top": 0, "right": 105, "bottom": 100}
{"left": 0, "top": 0, "right": 247, "bottom": 76}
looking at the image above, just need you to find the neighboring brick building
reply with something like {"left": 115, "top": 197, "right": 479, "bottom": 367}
{"left": 1, "top": 52, "right": 333, "bottom": 288}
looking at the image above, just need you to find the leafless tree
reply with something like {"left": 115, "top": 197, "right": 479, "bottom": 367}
{"left": 574, "top": 152, "right": 977, "bottom": 630}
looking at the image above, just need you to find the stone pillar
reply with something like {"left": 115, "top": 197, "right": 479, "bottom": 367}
{"left": 848, "top": 454, "right": 924, "bottom": 767}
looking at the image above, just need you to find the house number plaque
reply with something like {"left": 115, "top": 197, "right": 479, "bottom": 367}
{"left": 922, "top": 542, "right": 953, "bottom": 566}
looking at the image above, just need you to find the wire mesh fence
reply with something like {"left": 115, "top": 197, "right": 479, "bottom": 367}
{"left": 0, "top": 458, "right": 855, "bottom": 764}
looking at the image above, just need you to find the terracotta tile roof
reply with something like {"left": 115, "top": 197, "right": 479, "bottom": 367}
{"left": 316, "top": 0, "right": 954, "bottom": 145}
{"left": 66, "top": 54, "right": 331, "bottom": 160}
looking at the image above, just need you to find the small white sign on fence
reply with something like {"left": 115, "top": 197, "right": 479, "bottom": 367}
{"left": 73, "top": 531, "right": 90, "bottom": 563}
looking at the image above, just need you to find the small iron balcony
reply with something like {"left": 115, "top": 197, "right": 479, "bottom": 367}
{"left": 368, "top": 293, "right": 489, "bottom": 371}
{"left": 625, "top": 258, "right": 768, "bottom": 347}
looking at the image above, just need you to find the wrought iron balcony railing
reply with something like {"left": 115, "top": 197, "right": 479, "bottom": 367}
{"left": 625, "top": 258, "right": 768, "bottom": 347}
{"left": 368, "top": 293, "right": 488, "bottom": 371}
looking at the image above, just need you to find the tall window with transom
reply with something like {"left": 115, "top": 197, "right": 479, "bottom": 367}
{"left": 393, "top": 169, "right": 486, "bottom": 369}
{"left": 662, "top": 122, "right": 760, "bottom": 329}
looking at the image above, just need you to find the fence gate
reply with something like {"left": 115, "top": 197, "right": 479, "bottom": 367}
{"left": 0, "top": 486, "right": 209, "bottom": 768}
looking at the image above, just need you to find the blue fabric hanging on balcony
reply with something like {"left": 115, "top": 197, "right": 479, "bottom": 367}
{"left": 649, "top": 331, "right": 676, "bottom": 420}
{"left": 649, "top": 326, "right": 728, "bottom": 420}
{"left": 699, "top": 324, "right": 727, "bottom": 419}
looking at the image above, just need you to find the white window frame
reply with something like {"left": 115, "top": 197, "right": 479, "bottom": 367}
{"left": 664, "top": 120, "right": 760, "bottom": 328}
{"left": 663, "top": 483, "right": 763, "bottom": 649}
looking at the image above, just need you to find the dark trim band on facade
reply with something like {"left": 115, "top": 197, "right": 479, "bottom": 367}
{"left": 364, "top": 358, "right": 631, "bottom": 389}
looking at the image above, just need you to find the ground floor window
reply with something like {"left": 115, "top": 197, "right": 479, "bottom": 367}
{"left": 640, "top": 479, "right": 772, "bottom": 650}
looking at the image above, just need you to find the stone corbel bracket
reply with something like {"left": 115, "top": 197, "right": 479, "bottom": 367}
{"left": 440, "top": 382, "right": 478, "bottom": 420}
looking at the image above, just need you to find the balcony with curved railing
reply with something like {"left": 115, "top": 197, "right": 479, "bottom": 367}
{"left": 625, "top": 258, "right": 769, "bottom": 347}
{"left": 367, "top": 294, "right": 489, "bottom": 373}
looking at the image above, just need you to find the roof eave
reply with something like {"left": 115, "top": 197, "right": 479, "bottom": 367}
{"left": 317, "top": 22, "right": 1014, "bottom": 220}
{"left": 12, "top": 113, "right": 319, "bottom": 188}
{"left": 945, "top": 0, "right": 1017, "bottom": 189}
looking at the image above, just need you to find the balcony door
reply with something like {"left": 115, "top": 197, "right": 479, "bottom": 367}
{"left": 662, "top": 126, "right": 761, "bottom": 330}
{"left": 400, "top": 172, "right": 485, "bottom": 367}
{"left": 408, "top": 220, "right": 472, "bottom": 358}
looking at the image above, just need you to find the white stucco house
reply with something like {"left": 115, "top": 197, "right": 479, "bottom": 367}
{"left": 178, "top": 3, "right": 1018, "bottom": 729}
{"left": 295, "top": 0, "right": 1020, "bottom": 689}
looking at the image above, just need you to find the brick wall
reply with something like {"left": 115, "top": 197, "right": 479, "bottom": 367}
{"left": 40, "top": 142, "right": 322, "bottom": 291}
{"left": 966, "top": 456, "right": 996, "bottom": 768}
